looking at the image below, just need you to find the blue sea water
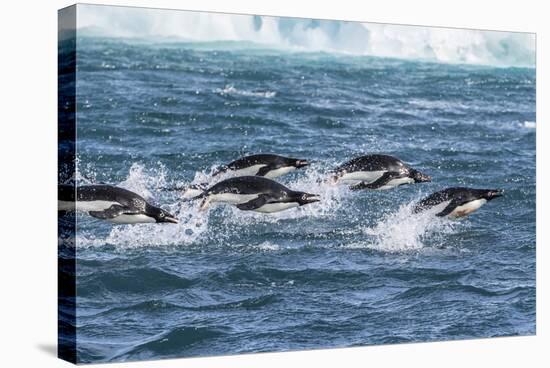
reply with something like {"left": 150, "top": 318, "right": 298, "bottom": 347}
{"left": 67, "top": 37, "right": 535, "bottom": 363}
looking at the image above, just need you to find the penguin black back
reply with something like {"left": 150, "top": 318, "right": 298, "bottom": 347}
{"left": 334, "top": 154, "right": 407, "bottom": 173}
{"left": 59, "top": 184, "right": 148, "bottom": 210}
{"left": 212, "top": 153, "right": 308, "bottom": 177}
{"left": 204, "top": 176, "right": 292, "bottom": 196}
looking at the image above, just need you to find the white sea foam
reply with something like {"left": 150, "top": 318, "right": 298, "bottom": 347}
{"left": 230, "top": 241, "right": 281, "bottom": 251}
{"left": 408, "top": 98, "right": 468, "bottom": 110}
{"left": 523, "top": 121, "right": 536, "bottom": 129}
{"left": 347, "top": 201, "right": 459, "bottom": 252}
{"left": 216, "top": 85, "right": 276, "bottom": 98}
{"left": 77, "top": 4, "right": 535, "bottom": 67}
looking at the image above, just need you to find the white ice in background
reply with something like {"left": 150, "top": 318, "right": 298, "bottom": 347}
{"left": 76, "top": 4, "right": 535, "bottom": 67}
{"left": 523, "top": 121, "right": 536, "bottom": 129}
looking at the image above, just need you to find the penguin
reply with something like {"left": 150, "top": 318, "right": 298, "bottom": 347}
{"left": 413, "top": 187, "right": 503, "bottom": 218}
{"left": 331, "top": 154, "right": 431, "bottom": 190}
{"left": 58, "top": 184, "right": 178, "bottom": 224}
{"left": 188, "top": 176, "right": 320, "bottom": 213}
{"left": 212, "top": 153, "right": 310, "bottom": 179}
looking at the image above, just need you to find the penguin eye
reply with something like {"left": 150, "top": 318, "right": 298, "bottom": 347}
{"left": 159, "top": 213, "right": 165, "bottom": 218}
{"left": 302, "top": 194, "right": 307, "bottom": 200}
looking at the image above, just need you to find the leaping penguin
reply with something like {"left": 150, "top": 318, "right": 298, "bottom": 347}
{"left": 331, "top": 154, "right": 431, "bottom": 190}
{"left": 212, "top": 153, "right": 310, "bottom": 178}
{"left": 58, "top": 184, "right": 178, "bottom": 224}
{"left": 188, "top": 176, "right": 320, "bottom": 213}
{"left": 413, "top": 187, "right": 503, "bottom": 218}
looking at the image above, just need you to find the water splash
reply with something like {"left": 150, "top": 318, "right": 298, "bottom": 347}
{"left": 118, "top": 162, "right": 168, "bottom": 201}
{"left": 104, "top": 201, "right": 210, "bottom": 248}
{"left": 354, "top": 201, "right": 460, "bottom": 252}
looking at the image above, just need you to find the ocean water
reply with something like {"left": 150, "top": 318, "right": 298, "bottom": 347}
{"left": 65, "top": 36, "right": 535, "bottom": 363}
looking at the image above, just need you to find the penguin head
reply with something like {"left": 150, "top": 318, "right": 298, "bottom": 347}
{"left": 295, "top": 192, "right": 321, "bottom": 206}
{"left": 147, "top": 205, "right": 179, "bottom": 224}
{"left": 293, "top": 159, "right": 310, "bottom": 169}
{"left": 409, "top": 169, "right": 432, "bottom": 183}
{"left": 482, "top": 189, "right": 504, "bottom": 201}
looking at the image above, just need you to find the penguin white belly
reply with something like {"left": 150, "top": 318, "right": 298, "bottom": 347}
{"left": 377, "top": 177, "right": 414, "bottom": 190}
{"left": 232, "top": 164, "right": 267, "bottom": 177}
{"left": 449, "top": 199, "right": 487, "bottom": 218}
{"left": 182, "top": 187, "right": 204, "bottom": 199}
{"left": 339, "top": 171, "right": 385, "bottom": 185}
{"left": 264, "top": 166, "right": 296, "bottom": 178}
{"left": 209, "top": 193, "right": 259, "bottom": 205}
{"left": 71, "top": 200, "right": 119, "bottom": 212}
{"left": 429, "top": 200, "right": 453, "bottom": 216}
{"left": 108, "top": 214, "right": 156, "bottom": 224}
{"left": 254, "top": 202, "right": 299, "bottom": 213}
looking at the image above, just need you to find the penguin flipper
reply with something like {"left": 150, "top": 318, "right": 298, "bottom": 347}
{"left": 89, "top": 205, "right": 136, "bottom": 219}
{"left": 236, "top": 195, "right": 269, "bottom": 211}
{"left": 350, "top": 171, "right": 400, "bottom": 190}
{"left": 436, "top": 201, "right": 458, "bottom": 217}
{"left": 256, "top": 165, "right": 274, "bottom": 177}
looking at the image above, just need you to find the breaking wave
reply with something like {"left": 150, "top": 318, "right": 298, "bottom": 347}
{"left": 77, "top": 4, "right": 535, "bottom": 67}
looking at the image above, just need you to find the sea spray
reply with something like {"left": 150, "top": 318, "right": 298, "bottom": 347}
{"left": 105, "top": 201, "right": 210, "bottom": 248}
{"left": 118, "top": 162, "right": 168, "bottom": 201}
{"left": 361, "top": 201, "right": 460, "bottom": 252}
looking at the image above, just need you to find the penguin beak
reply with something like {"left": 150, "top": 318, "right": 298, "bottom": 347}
{"left": 302, "top": 193, "right": 321, "bottom": 204}
{"left": 164, "top": 216, "right": 179, "bottom": 224}
{"left": 412, "top": 170, "right": 432, "bottom": 183}
{"left": 486, "top": 189, "right": 504, "bottom": 200}
{"left": 295, "top": 159, "right": 310, "bottom": 168}
{"left": 158, "top": 211, "right": 178, "bottom": 224}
